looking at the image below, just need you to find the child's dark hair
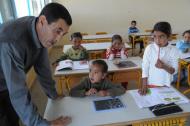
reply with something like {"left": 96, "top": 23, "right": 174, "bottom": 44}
{"left": 131, "top": 20, "right": 137, "bottom": 24}
{"left": 112, "top": 34, "right": 122, "bottom": 43}
{"left": 70, "top": 32, "right": 82, "bottom": 40}
{"left": 92, "top": 60, "right": 108, "bottom": 73}
{"left": 152, "top": 22, "right": 172, "bottom": 37}
{"left": 183, "top": 30, "right": 190, "bottom": 36}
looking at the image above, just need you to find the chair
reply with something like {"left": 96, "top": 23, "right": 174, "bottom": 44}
{"left": 81, "top": 32, "right": 88, "bottom": 36}
{"left": 89, "top": 50, "right": 106, "bottom": 59}
{"left": 144, "top": 29, "right": 152, "bottom": 32}
{"left": 143, "top": 36, "right": 153, "bottom": 47}
{"left": 95, "top": 32, "right": 107, "bottom": 35}
{"left": 67, "top": 74, "right": 87, "bottom": 91}
{"left": 169, "top": 34, "right": 178, "bottom": 41}
{"left": 183, "top": 64, "right": 190, "bottom": 95}
{"left": 176, "top": 59, "right": 189, "bottom": 89}
{"left": 112, "top": 70, "right": 142, "bottom": 88}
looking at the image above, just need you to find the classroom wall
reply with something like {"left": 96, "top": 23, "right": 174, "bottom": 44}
{"left": 53, "top": 0, "right": 190, "bottom": 45}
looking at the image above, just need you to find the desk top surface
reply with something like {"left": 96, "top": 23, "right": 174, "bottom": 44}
{"left": 83, "top": 34, "right": 114, "bottom": 40}
{"left": 44, "top": 87, "right": 190, "bottom": 126}
{"left": 63, "top": 42, "right": 131, "bottom": 53}
{"left": 129, "top": 33, "right": 178, "bottom": 37}
{"left": 54, "top": 57, "right": 142, "bottom": 76}
{"left": 129, "top": 32, "right": 151, "bottom": 36}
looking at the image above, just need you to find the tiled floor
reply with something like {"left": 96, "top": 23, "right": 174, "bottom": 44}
{"left": 30, "top": 45, "right": 190, "bottom": 125}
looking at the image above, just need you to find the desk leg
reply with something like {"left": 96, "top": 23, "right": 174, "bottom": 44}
{"left": 177, "top": 61, "right": 182, "bottom": 89}
{"left": 57, "top": 77, "right": 63, "bottom": 95}
{"left": 132, "top": 36, "right": 135, "bottom": 56}
{"left": 183, "top": 64, "right": 190, "bottom": 94}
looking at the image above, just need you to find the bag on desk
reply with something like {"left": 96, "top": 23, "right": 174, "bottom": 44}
{"left": 149, "top": 103, "right": 183, "bottom": 116}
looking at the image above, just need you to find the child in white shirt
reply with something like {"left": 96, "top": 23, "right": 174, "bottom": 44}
{"left": 139, "top": 22, "right": 180, "bottom": 95}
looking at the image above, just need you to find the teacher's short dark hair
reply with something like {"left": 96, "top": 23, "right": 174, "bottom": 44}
{"left": 39, "top": 2, "right": 72, "bottom": 26}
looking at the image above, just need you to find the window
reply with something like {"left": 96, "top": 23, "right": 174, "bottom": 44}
{"left": 0, "top": 0, "right": 16, "bottom": 23}
{"left": 14, "top": 0, "right": 52, "bottom": 17}
{"left": 0, "top": 0, "right": 52, "bottom": 24}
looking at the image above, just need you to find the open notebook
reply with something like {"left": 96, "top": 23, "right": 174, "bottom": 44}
{"left": 129, "top": 87, "right": 189, "bottom": 108}
{"left": 56, "top": 60, "right": 89, "bottom": 71}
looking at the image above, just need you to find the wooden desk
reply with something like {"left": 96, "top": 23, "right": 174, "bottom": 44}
{"left": 44, "top": 88, "right": 190, "bottom": 126}
{"left": 83, "top": 34, "right": 114, "bottom": 40}
{"left": 55, "top": 57, "right": 142, "bottom": 95}
{"left": 63, "top": 42, "right": 131, "bottom": 53}
{"left": 129, "top": 32, "right": 151, "bottom": 55}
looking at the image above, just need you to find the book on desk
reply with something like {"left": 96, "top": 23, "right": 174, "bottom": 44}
{"left": 55, "top": 59, "right": 89, "bottom": 71}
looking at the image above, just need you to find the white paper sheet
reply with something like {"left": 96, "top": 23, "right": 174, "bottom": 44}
{"left": 129, "top": 87, "right": 189, "bottom": 108}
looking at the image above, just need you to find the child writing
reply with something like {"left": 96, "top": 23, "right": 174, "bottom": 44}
{"left": 70, "top": 60, "right": 125, "bottom": 97}
{"left": 128, "top": 20, "right": 144, "bottom": 53}
{"left": 106, "top": 34, "right": 128, "bottom": 60}
{"left": 139, "top": 22, "right": 180, "bottom": 95}
{"left": 53, "top": 32, "right": 88, "bottom": 65}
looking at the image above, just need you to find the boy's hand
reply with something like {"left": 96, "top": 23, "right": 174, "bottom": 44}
{"left": 155, "top": 59, "right": 165, "bottom": 69}
{"left": 98, "top": 90, "right": 110, "bottom": 97}
{"left": 85, "top": 88, "right": 97, "bottom": 96}
{"left": 138, "top": 85, "right": 148, "bottom": 96}
{"left": 50, "top": 116, "right": 72, "bottom": 126}
{"left": 138, "top": 78, "right": 148, "bottom": 95}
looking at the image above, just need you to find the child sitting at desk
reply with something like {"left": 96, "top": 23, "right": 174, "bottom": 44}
{"left": 139, "top": 22, "right": 180, "bottom": 95}
{"left": 106, "top": 34, "right": 128, "bottom": 60}
{"left": 53, "top": 32, "right": 88, "bottom": 65}
{"left": 173, "top": 30, "right": 190, "bottom": 84}
{"left": 176, "top": 30, "right": 190, "bottom": 53}
{"left": 106, "top": 34, "right": 128, "bottom": 89}
{"left": 128, "top": 20, "right": 144, "bottom": 53}
{"left": 70, "top": 60, "right": 125, "bottom": 97}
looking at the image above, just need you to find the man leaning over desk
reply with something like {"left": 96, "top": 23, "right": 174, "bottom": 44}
{"left": 0, "top": 2, "right": 72, "bottom": 126}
